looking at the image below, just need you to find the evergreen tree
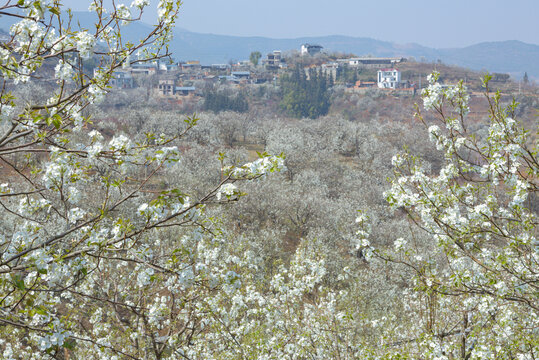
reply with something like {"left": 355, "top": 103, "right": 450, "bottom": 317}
{"left": 203, "top": 91, "right": 249, "bottom": 113}
{"left": 250, "top": 51, "right": 262, "bottom": 66}
{"left": 280, "top": 65, "right": 331, "bottom": 119}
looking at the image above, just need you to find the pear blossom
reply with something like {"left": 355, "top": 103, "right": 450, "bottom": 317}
{"left": 54, "top": 59, "right": 73, "bottom": 81}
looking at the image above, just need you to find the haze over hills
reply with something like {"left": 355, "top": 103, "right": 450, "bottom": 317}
{"left": 169, "top": 29, "right": 539, "bottom": 80}
{"left": 1, "top": 11, "right": 538, "bottom": 79}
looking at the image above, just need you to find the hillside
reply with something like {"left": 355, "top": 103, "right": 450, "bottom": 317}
{"left": 438, "top": 40, "right": 539, "bottom": 78}
{"left": 1, "top": 11, "right": 538, "bottom": 78}
{"left": 167, "top": 29, "right": 539, "bottom": 79}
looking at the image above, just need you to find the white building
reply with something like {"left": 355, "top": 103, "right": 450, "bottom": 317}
{"left": 377, "top": 68, "right": 401, "bottom": 89}
{"left": 301, "top": 44, "right": 323, "bottom": 56}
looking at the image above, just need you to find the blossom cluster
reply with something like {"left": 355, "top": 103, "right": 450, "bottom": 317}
{"left": 228, "top": 154, "right": 286, "bottom": 179}
{"left": 382, "top": 72, "right": 538, "bottom": 358}
{"left": 0, "top": 1, "right": 186, "bottom": 357}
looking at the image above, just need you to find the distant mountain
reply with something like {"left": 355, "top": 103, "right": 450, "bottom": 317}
{"left": 1, "top": 11, "right": 538, "bottom": 78}
{"left": 437, "top": 41, "right": 539, "bottom": 78}
{"left": 168, "top": 30, "right": 539, "bottom": 79}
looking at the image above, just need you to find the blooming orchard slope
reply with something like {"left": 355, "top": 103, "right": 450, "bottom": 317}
{"left": 379, "top": 72, "right": 538, "bottom": 358}
{"left": 0, "top": 0, "right": 285, "bottom": 358}
{"left": 0, "top": 0, "right": 537, "bottom": 359}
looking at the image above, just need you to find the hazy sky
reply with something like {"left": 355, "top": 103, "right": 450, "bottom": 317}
{"left": 65, "top": 0, "right": 539, "bottom": 48}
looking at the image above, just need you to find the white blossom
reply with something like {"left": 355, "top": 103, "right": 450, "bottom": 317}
{"left": 109, "top": 135, "right": 131, "bottom": 151}
{"left": 54, "top": 59, "right": 73, "bottom": 81}
{"left": 131, "top": 0, "right": 150, "bottom": 8}
{"left": 216, "top": 183, "right": 238, "bottom": 201}
{"left": 75, "top": 31, "right": 96, "bottom": 59}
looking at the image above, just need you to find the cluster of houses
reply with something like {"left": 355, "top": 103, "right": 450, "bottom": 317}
{"left": 100, "top": 58, "right": 278, "bottom": 98}
{"left": 306, "top": 54, "right": 410, "bottom": 90}
{"left": 101, "top": 43, "right": 412, "bottom": 97}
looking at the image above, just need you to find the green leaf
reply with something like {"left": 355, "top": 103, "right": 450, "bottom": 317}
{"left": 63, "top": 338, "right": 76, "bottom": 350}
{"left": 13, "top": 275, "right": 25, "bottom": 290}
{"left": 35, "top": 307, "right": 48, "bottom": 316}
{"left": 49, "top": 6, "right": 60, "bottom": 16}
{"left": 51, "top": 114, "right": 62, "bottom": 129}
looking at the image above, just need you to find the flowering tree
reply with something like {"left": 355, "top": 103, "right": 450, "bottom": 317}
{"left": 0, "top": 1, "right": 287, "bottom": 358}
{"left": 1, "top": 0, "right": 536, "bottom": 357}
{"left": 379, "top": 73, "right": 538, "bottom": 358}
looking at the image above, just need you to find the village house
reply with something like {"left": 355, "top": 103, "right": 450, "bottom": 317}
{"left": 233, "top": 60, "right": 251, "bottom": 69}
{"left": 130, "top": 62, "right": 158, "bottom": 75}
{"left": 158, "top": 62, "right": 179, "bottom": 72}
{"left": 157, "top": 78, "right": 175, "bottom": 96}
{"left": 354, "top": 80, "right": 376, "bottom": 89}
{"left": 231, "top": 71, "right": 250, "bottom": 80}
{"left": 93, "top": 68, "right": 134, "bottom": 89}
{"left": 175, "top": 86, "right": 196, "bottom": 96}
{"left": 211, "top": 64, "right": 230, "bottom": 71}
{"left": 218, "top": 73, "right": 253, "bottom": 85}
{"left": 304, "top": 62, "right": 338, "bottom": 81}
{"left": 342, "top": 57, "right": 405, "bottom": 69}
{"left": 264, "top": 50, "right": 286, "bottom": 70}
{"left": 377, "top": 68, "right": 401, "bottom": 89}
{"left": 320, "top": 62, "right": 339, "bottom": 81}
{"left": 155, "top": 76, "right": 196, "bottom": 97}
{"left": 111, "top": 70, "right": 134, "bottom": 89}
{"left": 219, "top": 75, "right": 239, "bottom": 84}
{"left": 180, "top": 61, "right": 202, "bottom": 72}
{"left": 301, "top": 44, "right": 323, "bottom": 56}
